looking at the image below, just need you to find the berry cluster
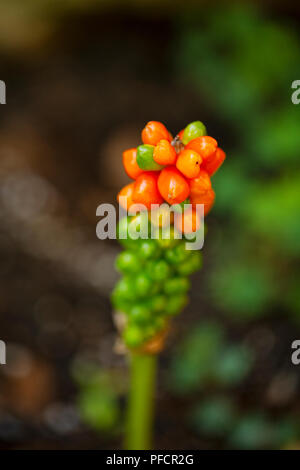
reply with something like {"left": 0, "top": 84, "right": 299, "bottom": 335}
{"left": 112, "top": 121, "right": 225, "bottom": 351}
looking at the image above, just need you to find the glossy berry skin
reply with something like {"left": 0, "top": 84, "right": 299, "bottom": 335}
{"left": 189, "top": 170, "right": 212, "bottom": 197}
{"left": 153, "top": 139, "right": 177, "bottom": 165}
{"left": 182, "top": 121, "right": 207, "bottom": 145}
{"left": 158, "top": 166, "right": 190, "bottom": 205}
{"left": 142, "top": 121, "right": 171, "bottom": 146}
{"left": 117, "top": 182, "right": 136, "bottom": 210}
{"left": 115, "top": 251, "right": 142, "bottom": 274}
{"left": 186, "top": 136, "right": 218, "bottom": 161}
{"left": 190, "top": 188, "right": 215, "bottom": 215}
{"left": 202, "top": 148, "right": 226, "bottom": 176}
{"left": 122, "top": 148, "right": 143, "bottom": 180}
{"left": 137, "top": 144, "right": 164, "bottom": 171}
{"left": 176, "top": 149, "right": 202, "bottom": 178}
{"left": 133, "top": 172, "right": 163, "bottom": 209}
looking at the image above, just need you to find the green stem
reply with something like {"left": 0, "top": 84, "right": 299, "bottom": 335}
{"left": 125, "top": 352, "right": 157, "bottom": 450}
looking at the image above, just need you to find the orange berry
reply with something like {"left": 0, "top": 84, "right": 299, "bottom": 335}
{"left": 202, "top": 148, "right": 226, "bottom": 176}
{"left": 177, "top": 129, "right": 184, "bottom": 140}
{"left": 174, "top": 207, "right": 201, "bottom": 234}
{"left": 176, "top": 149, "right": 202, "bottom": 178}
{"left": 158, "top": 166, "right": 190, "bottom": 205}
{"left": 189, "top": 170, "right": 212, "bottom": 197}
{"left": 122, "top": 148, "right": 143, "bottom": 180}
{"left": 117, "top": 182, "right": 136, "bottom": 210}
{"left": 153, "top": 139, "right": 177, "bottom": 165}
{"left": 185, "top": 136, "right": 218, "bottom": 161}
{"left": 141, "top": 121, "right": 170, "bottom": 146}
{"left": 133, "top": 172, "right": 163, "bottom": 210}
{"left": 190, "top": 188, "right": 215, "bottom": 215}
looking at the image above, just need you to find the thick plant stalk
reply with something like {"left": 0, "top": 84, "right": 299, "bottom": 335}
{"left": 125, "top": 352, "right": 157, "bottom": 450}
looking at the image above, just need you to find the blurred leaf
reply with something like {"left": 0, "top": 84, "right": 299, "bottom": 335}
{"left": 169, "top": 322, "right": 225, "bottom": 394}
{"left": 78, "top": 387, "right": 119, "bottom": 432}
{"left": 215, "top": 345, "right": 253, "bottom": 386}
{"left": 229, "top": 413, "right": 275, "bottom": 449}
{"left": 211, "top": 262, "right": 275, "bottom": 320}
{"left": 190, "top": 396, "right": 236, "bottom": 437}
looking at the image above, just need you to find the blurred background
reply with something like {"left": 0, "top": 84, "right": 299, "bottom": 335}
{"left": 0, "top": 0, "right": 299, "bottom": 450}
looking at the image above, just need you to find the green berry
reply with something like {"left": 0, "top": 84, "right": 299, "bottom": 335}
{"left": 115, "top": 251, "right": 142, "bottom": 274}
{"left": 137, "top": 145, "right": 164, "bottom": 171}
{"left": 165, "top": 294, "right": 188, "bottom": 316}
{"left": 123, "top": 325, "right": 145, "bottom": 348}
{"left": 182, "top": 121, "right": 207, "bottom": 145}
{"left": 113, "top": 277, "right": 136, "bottom": 301}
{"left": 146, "top": 259, "right": 172, "bottom": 282}
{"left": 164, "top": 277, "right": 190, "bottom": 295}
{"left": 129, "top": 304, "right": 152, "bottom": 325}
{"left": 153, "top": 226, "right": 181, "bottom": 249}
{"left": 176, "top": 251, "right": 202, "bottom": 276}
{"left": 139, "top": 239, "right": 161, "bottom": 260}
{"left": 111, "top": 291, "right": 132, "bottom": 314}
{"left": 165, "top": 242, "right": 192, "bottom": 265}
{"left": 135, "top": 273, "right": 154, "bottom": 297}
{"left": 148, "top": 294, "right": 167, "bottom": 313}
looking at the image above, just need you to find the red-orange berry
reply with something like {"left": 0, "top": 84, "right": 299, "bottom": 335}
{"left": 176, "top": 149, "right": 202, "bottom": 178}
{"left": 141, "top": 121, "right": 171, "bottom": 146}
{"left": 157, "top": 166, "right": 190, "bottom": 205}
{"left": 117, "top": 182, "right": 136, "bottom": 210}
{"left": 153, "top": 139, "right": 177, "bottom": 165}
{"left": 189, "top": 170, "right": 212, "bottom": 197}
{"left": 122, "top": 148, "right": 144, "bottom": 180}
{"left": 190, "top": 188, "right": 215, "bottom": 215}
{"left": 177, "top": 129, "right": 184, "bottom": 140}
{"left": 185, "top": 136, "right": 218, "bottom": 161}
{"left": 202, "top": 148, "right": 226, "bottom": 176}
{"left": 133, "top": 172, "right": 163, "bottom": 210}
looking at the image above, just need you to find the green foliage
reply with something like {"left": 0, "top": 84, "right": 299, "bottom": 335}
{"left": 169, "top": 322, "right": 255, "bottom": 394}
{"left": 190, "top": 398, "right": 300, "bottom": 449}
{"left": 190, "top": 397, "right": 236, "bottom": 437}
{"left": 215, "top": 345, "right": 253, "bottom": 385}
{"left": 211, "top": 262, "right": 275, "bottom": 320}
{"left": 72, "top": 359, "right": 121, "bottom": 434}
{"left": 229, "top": 413, "right": 276, "bottom": 449}
{"left": 169, "top": 322, "right": 224, "bottom": 393}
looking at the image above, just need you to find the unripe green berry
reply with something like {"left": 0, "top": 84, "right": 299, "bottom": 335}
{"left": 135, "top": 273, "right": 154, "bottom": 297}
{"left": 123, "top": 325, "right": 145, "bottom": 347}
{"left": 137, "top": 145, "right": 164, "bottom": 171}
{"left": 182, "top": 121, "right": 207, "bottom": 145}
{"left": 147, "top": 259, "right": 171, "bottom": 282}
{"left": 176, "top": 251, "right": 202, "bottom": 276}
{"left": 115, "top": 251, "right": 142, "bottom": 274}
{"left": 164, "top": 277, "right": 190, "bottom": 295}
{"left": 165, "top": 294, "right": 188, "bottom": 316}
{"left": 139, "top": 239, "right": 161, "bottom": 260}
{"left": 129, "top": 304, "right": 152, "bottom": 325}
{"left": 165, "top": 242, "right": 192, "bottom": 265}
